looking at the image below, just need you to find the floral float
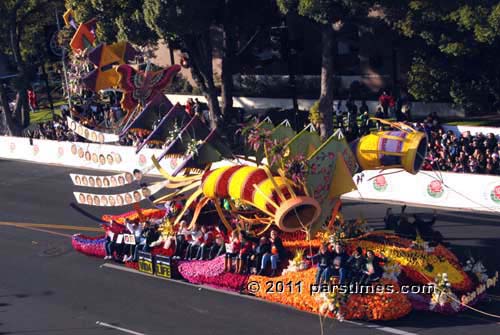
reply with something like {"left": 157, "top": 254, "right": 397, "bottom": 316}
{"left": 62, "top": 26, "right": 495, "bottom": 321}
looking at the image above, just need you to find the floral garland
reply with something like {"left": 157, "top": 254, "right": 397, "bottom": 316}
{"left": 284, "top": 154, "right": 308, "bottom": 185}
{"left": 101, "top": 209, "right": 166, "bottom": 224}
{"left": 186, "top": 138, "right": 203, "bottom": 157}
{"left": 246, "top": 127, "right": 272, "bottom": 152}
{"left": 72, "top": 234, "right": 106, "bottom": 258}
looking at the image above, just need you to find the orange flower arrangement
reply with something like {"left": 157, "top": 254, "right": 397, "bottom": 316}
{"left": 248, "top": 269, "right": 412, "bottom": 320}
{"left": 101, "top": 208, "right": 165, "bottom": 224}
{"left": 342, "top": 279, "right": 412, "bottom": 320}
{"left": 248, "top": 268, "right": 321, "bottom": 313}
{"left": 282, "top": 239, "right": 322, "bottom": 251}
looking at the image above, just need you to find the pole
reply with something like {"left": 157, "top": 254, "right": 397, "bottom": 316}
{"left": 167, "top": 38, "right": 175, "bottom": 65}
{"left": 55, "top": 8, "right": 72, "bottom": 110}
{"left": 41, "top": 64, "right": 54, "bottom": 118}
{"left": 283, "top": 16, "right": 299, "bottom": 130}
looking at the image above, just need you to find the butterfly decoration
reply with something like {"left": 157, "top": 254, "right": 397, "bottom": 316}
{"left": 116, "top": 64, "right": 181, "bottom": 113}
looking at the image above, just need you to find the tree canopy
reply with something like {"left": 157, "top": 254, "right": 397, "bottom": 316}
{"left": 384, "top": 0, "right": 500, "bottom": 113}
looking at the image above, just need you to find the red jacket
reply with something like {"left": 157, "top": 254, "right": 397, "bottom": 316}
{"left": 199, "top": 231, "right": 214, "bottom": 247}
{"left": 239, "top": 241, "right": 254, "bottom": 255}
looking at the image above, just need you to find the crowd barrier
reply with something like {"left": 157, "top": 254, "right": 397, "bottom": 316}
{"left": 0, "top": 136, "right": 244, "bottom": 176}
{"left": 342, "top": 169, "right": 500, "bottom": 213}
{"left": 3, "top": 136, "right": 500, "bottom": 213}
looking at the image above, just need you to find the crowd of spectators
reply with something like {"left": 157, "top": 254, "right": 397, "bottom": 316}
{"left": 23, "top": 90, "right": 500, "bottom": 176}
{"left": 412, "top": 113, "right": 500, "bottom": 175}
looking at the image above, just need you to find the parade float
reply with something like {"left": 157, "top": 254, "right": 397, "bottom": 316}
{"left": 62, "top": 9, "right": 498, "bottom": 321}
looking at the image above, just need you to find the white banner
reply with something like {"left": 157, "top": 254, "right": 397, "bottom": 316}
{"left": 70, "top": 172, "right": 133, "bottom": 187}
{"left": 343, "top": 169, "right": 500, "bottom": 213}
{"left": 67, "top": 116, "right": 120, "bottom": 143}
{"left": 73, "top": 181, "right": 165, "bottom": 207}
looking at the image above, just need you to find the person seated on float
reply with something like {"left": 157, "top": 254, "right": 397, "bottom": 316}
{"left": 124, "top": 219, "right": 143, "bottom": 262}
{"left": 346, "top": 247, "right": 366, "bottom": 283}
{"left": 195, "top": 225, "right": 215, "bottom": 260}
{"left": 209, "top": 234, "right": 226, "bottom": 259}
{"left": 261, "top": 229, "right": 286, "bottom": 277}
{"left": 395, "top": 205, "right": 417, "bottom": 240}
{"left": 132, "top": 220, "right": 151, "bottom": 262}
{"left": 360, "top": 250, "right": 386, "bottom": 284}
{"left": 253, "top": 236, "right": 271, "bottom": 275}
{"left": 307, "top": 243, "right": 333, "bottom": 285}
{"left": 185, "top": 223, "right": 202, "bottom": 260}
{"left": 104, "top": 219, "right": 122, "bottom": 260}
{"left": 174, "top": 220, "right": 191, "bottom": 259}
{"left": 141, "top": 221, "right": 161, "bottom": 253}
{"left": 384, "top": 208, "right": 398, "bottom": 230}
{"left": 414, "top": 210, "right": 443, "bottom": 244}
{"left": 236, "top": 230, "right": 255, "bottom": 274}
{"left": 224, "top": 230, "right": 241, "bottom": 272}
{"left": 322, "top": 242, "right": 349, "bottom": 284}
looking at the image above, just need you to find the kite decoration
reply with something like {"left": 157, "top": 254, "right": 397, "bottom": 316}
{"left": 63, "top": 9, "right": 78, "bottom": 30}
{"left": 70, "top": 18, "right": 97, "bottom": 52}
{"left": 116, "top": 64, "right": 182, "bottom": 112}
{"left": 82, "top": 42, "right": 138, "bottom": 92}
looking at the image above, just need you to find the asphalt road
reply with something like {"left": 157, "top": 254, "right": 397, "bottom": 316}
{"left": 0, "top": 159, "right": 499, "bottom": 335}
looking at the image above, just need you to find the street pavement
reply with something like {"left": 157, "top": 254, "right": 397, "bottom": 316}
{"left": 0, "top": 159, "right": 499, "bottom": 335}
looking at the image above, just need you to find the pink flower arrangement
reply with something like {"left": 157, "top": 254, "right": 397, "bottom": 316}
{"left": 178, "top": 256, "right": 249, "bottom": 291}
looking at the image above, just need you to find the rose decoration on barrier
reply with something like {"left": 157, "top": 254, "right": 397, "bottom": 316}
{"left": 170, "top": 157, "right": 178, "bottom": 169}
{"left": 373, "top": 175, "right": 388, "bottom": 192}
{"left": 138, "top": 154, "right": 147, "bottom": 166}
{"left": 33, "top": 144, "right": 40, "bottom": 156}
{"left": 9, "top": 142, "right": 16, "bottom": 152}
{"left": 427, "top": 180, "right": 444, "bottom": 198}
{"left": 57, "top": 147, "right": 64, "bottom": 158}
{"left": 490, "top": 185, "right": 500, "bottom": 204}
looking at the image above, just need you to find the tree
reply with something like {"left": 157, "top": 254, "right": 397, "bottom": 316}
{"left": 277, "top": 0, "right": 371, "bottom": 140}
{"left": 65, "top": 0, "right": 157, "bottom": 47}
{"left": 0, "top": 0, "right": 64, "bottom": 135}
{"left": 144, "top": 0, "right": 223, "bottom": 129}
{"left": 216, "top": 0, "right": 280, "bottom": 121}
{"left": 382, "top": 0, "right": 500, "bottom": 114}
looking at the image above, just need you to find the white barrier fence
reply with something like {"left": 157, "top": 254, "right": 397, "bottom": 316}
{"left": 3, "top": 136, "right": 500, "bottom": 213}
{"left": 343, "top": 169, "right": 500, "bottom": 213}
{"left": 0, "top": 136, "right": 175, "bottom": 176}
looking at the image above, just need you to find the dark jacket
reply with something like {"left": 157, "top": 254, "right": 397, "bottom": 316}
{"left": 347, "top": 255, "right": 366, "bottom": 273}
{"left": 255, "top": 242, "right": 271, "bottom": 256}
{"left": 308, "top": 250, "right": 333, "bottom": 268}
{"left": 331, "top": 251, "right": 349, "bottom": 269}
{"left": 271, "top": 237, "right": 286, "bottom": 259}
{"left": 365, "top": 256, "right": 385, "bottom": 277}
